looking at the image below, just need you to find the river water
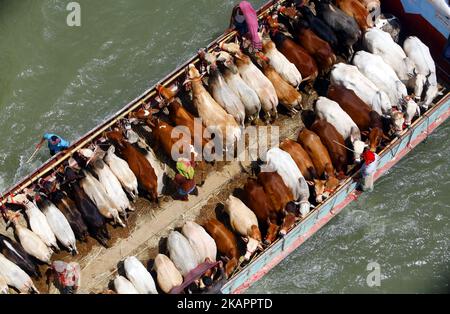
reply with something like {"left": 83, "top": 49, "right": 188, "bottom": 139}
{"left": 0, "top": 0, "right": 448, "bottom": 293}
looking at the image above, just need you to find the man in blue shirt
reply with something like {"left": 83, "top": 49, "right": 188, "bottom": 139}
{"left": 36, "top": 133, "right": 71, "bottom": 156}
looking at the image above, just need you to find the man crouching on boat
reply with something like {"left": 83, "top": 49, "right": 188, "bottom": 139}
{"left": 360, "top": 148, "right": 380, "bottom": 192}
{"left": 173, "top": 158, "right": 199, "bottom": 202}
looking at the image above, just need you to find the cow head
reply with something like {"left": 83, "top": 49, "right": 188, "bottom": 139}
{"left": 215, "top": 51, "right": 239, "bottom": 74}
{"left": 156, "top": 84, "right": 177, "bottom": 103}
{"left": 368, "top": 127, "right": 384, "bottom": 153}
{"left": 308, "top": 179, "right": 326, "bottom": 204}
{"left": 279, "top": 212, "right": 298, "bottom": 237}
{"left": 264, "top": 220, "right": 280, "bottom": 245}
{"left": 266, "top": 14, "right": 280, "bottom": 30}
{"left": 106, "top": 131, "right": 125, "bottom": 145}
{"left": 243, "top": 236, "right": 263, "bottom": 261}
{"left": 423, "top": 83, "right": 440, "bottom": 110}
{"left": 278, "top": 6, "right": 298, "bottom": 21}
{"left": 403, "top": 96, "right": 420, "bottom": 126}
{"left": 186, "top": 64, "right": 202, "bottom": 81}
{"left": 5, "top": 211, "right": 21, "bottom": 229}
{"left": 219, "top": 42, "right": 241, "bottom": 56}
{"left": 224, "top": 257, "right": 238, "bottom": 279}
{"left": 351, "top": 129, "right": 368, "bottom": 163}
{"left": 391, "top": 111, "right": 405, "bottom": 136}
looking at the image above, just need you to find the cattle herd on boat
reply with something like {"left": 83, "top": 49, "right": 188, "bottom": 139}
{"left": 0, "top": 0, "right": 442, "bottom": 294}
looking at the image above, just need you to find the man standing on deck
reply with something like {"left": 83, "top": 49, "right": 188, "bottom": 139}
{"left": 360, "top": 148, "right": 380, "bottom": 192}
{"left": 36, "top": 133, "right": 70, "bottom": 156}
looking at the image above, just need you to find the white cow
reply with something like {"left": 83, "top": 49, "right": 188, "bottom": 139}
{"left": 331, "top": 63, "right": 392, "bottom": 116}
{"left": 0, "top": 274, "right": 8, "bottom": 294}
{"left": 315, "top": 97, "right": 367, "bottom": 162}
{"left": 182, "top": 221, "right": 217, "bottom": 264}
{"left": 124, "top": 256, "right": 158, "bottom": 294}
{"left": 114, "top": 276, "right": 139, "bottom": 294}
{"left": 353, "top": 51, "right": 420, "bottom": 125}
{"left": 216, "top": 51, "right": 262, "bottom": 123}
{"left": 206, "top": 58, "right": 246, "bottom": 126}
{"left": 12, "top": 193, "right": 59, "bottom": 251}
{"left": 353, "top": 51, "right": 406, "bottom": 106}
{"left": 37, "top": 196, "right": 78, "bottom": 255}
{"left": 262, "top": 35, "right": 303, "bottom": 87}
{"left": 80, "top": 170, "right": 125, "bottom": 228}
{"left": 0, "top": 253, "right": 39, "bottom": 294}
{"left": 221, "top": 44, "right": 278, "bottom": 122}
{"left": 153, "top": 254, "right": 184, "bottom": 294}
{"left": 363, "top": 28, "right": 416, "bottom": 85}
{"left": 187, "top": 64, "right": 242, "bottom": 152}
{"left": 104, "top": 146, "right": 139, "bottom": 200}
{"left": 167, "top": 231, "right": 198, "bottom": 277}
{"left": 6, "top": 212, "right": 53, "bottom": 264}
{"left": 225, "top": 195, "right": 263, "bottom": 261}
{"left": 91, "top": 159, "right": 132, "bottom": 215}
{"left": 263, "top": 148, "right": 311, "bottom": 214}
{"left": 403, "top": 36, "right": 440, "bottom": 110}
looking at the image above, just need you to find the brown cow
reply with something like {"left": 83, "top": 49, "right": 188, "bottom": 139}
{"left": 156, "top": 84, "right": 208, "bottom": 149}
{"left": 203, "top": 219, "right": 240, "bottom": 279}
{"left": 310, "top": 119, "right": 348, "bottom": 175}
{"left": 270, "top": 31, "right": 319, "bottom": 85}
{"left": 130, "top": 109, "right": 197, "bottom": 162}
{"left": 328, "top": 85, "right": 372, "bottom": 131}
{"left": 336, "top": 0, "right": 373, "bottom": 31}
{"left": 106, "top": 131, "right": 158, "bottom": 201}
{"left": 258, "top": 56, "right": 303, "bottom": 115}
{"left": 257, "top": 171, "right": 294, "bottom": 213}
{"left": 328, "top": 85, "right": 389, "bottom": 152}
{"left": 293, "top": 21, "right": 337, "bottom": 73}
{"left": 297, "top": 129, "right": 335, "bottom": 180}
{"left": 243, "top": 179, "right": 279, "bottom": 245}
{"left": 279, "top": 139, "right": 317, "bottom": 181}
{"left": 367, "top": 111, "right": 390, "bottom": 152}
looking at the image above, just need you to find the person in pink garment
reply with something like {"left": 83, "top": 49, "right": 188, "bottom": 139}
{"left": 228, "top": 1, "right": 262, "bottom": 51}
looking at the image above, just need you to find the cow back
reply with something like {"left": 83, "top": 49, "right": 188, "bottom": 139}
{"left": 297, "top": 129, "right": 335, "bottom": 178}
{"left": 203, "top": 219, "right": 239, "bottom": 259}
{"left": 257, "top": 172, "right": 294, "bottom": 212}
{"left": 273, "top": 34, "right": 318, "bottom": 81}
{"left": 311, "top": 120, "right": 348, "bottom": 173}
{"left": 243, "top": 179, "right": 277, "bottom": 225}
{"left": 328, "top": 85, "right": 371, "bottom": 131}
{"left": 280, "top": 139, "right": 317, "bottom": 181}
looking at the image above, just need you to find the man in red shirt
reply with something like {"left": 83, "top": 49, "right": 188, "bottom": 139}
{"left": 360, "top": 148, "right": 380, "bottom": 192}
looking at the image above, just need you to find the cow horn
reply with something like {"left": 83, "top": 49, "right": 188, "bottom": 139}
{"left": 182, "top": 78, "right": 192, "bottom": 86}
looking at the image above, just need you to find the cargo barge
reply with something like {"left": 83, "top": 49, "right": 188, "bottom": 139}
{"left": 0, "top": 0, "right": 449, "bottom": 294}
